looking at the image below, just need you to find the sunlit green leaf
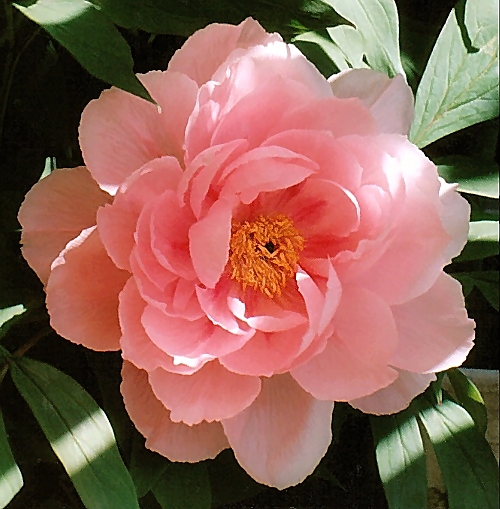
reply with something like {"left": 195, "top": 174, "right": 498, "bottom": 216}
{"left": 153, "top": 462, "right": 211, "bottom": 509}
{"left": 438, "top": 156, "right": 499, "bottom": 198}
{"left": 410, "top": 0, "right": 499, "bottom": 148}
{"left": 0, "top": 408, "right": 23, "bottom": 509}
{"left": 13, "top": 0, "right": 153, "bottom": 102}
{"left": 9, "top": 357, "right": 139, "bottom": 509}
{"left": 0, "top": 305, "right": 26, "bottom": 339}
{"left": 371, "top": 409, "right": 427, "bottom": 509}
{"left": 415, "top": 394, "right": 499, "bottom": 509}
{"left": 446, "top": 368, "right": 488, "bottom": 435}
{"left": 455, "top": 220, "right": 499, "bottom": 261}
{"left": 451, "top": 271, "right": 499, "bottom": 310}
{"left": 323, "top": 0, "right": 405, "bottom": 77}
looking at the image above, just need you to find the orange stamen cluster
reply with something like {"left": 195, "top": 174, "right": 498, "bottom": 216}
{"left": 229, "top": 214, "right": 305, "bottom": 298}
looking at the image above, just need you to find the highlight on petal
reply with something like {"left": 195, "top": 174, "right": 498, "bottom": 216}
{"left": 329, "top": 68, "right": 414, "bottom": 135}
{"left": 222, "top": 374, "right": 334, "bottom": 489}
{"left": 121, "top": 361, "right": 229, "bottom": 461}
{"left": 80, "top": 71, "right": 198, "bottom": 194}
{"left": 349, "top": 370, "right": 436, "bottom": 415}
{"left": 18, "top": 166, "right": 110, "bottom": 283}
{"left": 46, "top": 227, "right": 129, "bottom": 351}
{"left": 168, "top": 18, "right": 282, "bottom": 86}
{"left": 390, "top": 272, "right": 475, "bottom": 374}
{"left": 148, "top": 361, "right": 261, "bottom": 425}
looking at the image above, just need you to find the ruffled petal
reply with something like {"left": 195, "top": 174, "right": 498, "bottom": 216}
{"left": 349, "top": 370, "right": 436, "bottom": 415}
{"left": 46, "top": 227, "right": 129, "bottom": 351}
{"left": 168, "top": 18, "right": 282, "bottom": 86}
{"left": 329, "top": 69, "right": 414, "bottom": 135}
{"left": 148, "top": 361, "right": 261, "bottom": 425}
{"left": 121, "top": 362, "right": 229, "bottom": 461}
{"left": 291, "top": 285, "right": 398, "bottom": 400}
{"left": 222, "top": 374, "right": 334, "bottom": 489}
{"left": 390, "top": 272, "right": 475, "bottom": 373}
{"left": 80, "top": 71, "right": 198, "bottom": 194}
{"left": 18, "top": 167, "right": 110, "bottom": 283}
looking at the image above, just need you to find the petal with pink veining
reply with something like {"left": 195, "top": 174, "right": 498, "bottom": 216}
{"left": 18, "top": 167, "right": 110, "bottom": 283}
{"left": 121, "top": 362, "right": 229, "bottom": 461}
{"left": 148, "top": 361, "right": 261, "bottom": 425}
{"left": 80, "top": 71, "right": 198, "bottom": 194}
{"left": 329, "top": 69, "right": 414, "bottom": 135}
{"left": 46, "top": 227, "right": 129, "bottom": 351}
{"left": 168, "top": 18, "right": 282, "bottom": 86}
{"left": 390, "top": 272, "right": 475, "bottom": 374}
{"left": 349, "top": 370, "right": 436, "bottom": 415}
{"left": 222, "top": 374, "right": 334, "bottom": 489}
{"left": 291, "top": 286, "right": 398, "bottom": 401}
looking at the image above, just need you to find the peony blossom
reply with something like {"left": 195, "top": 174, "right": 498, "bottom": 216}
{"left": 19, "top": 18, "right": 475, "bottom": 489}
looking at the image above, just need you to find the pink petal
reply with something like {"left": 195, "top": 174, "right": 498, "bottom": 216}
{"left": 168, "top": 18, "right": 282, "bottom": 86}
{"left": 97, "top": 156, "right": 183, "bottom": 271}
{"left": 119, "top": 278, "right": 202, "bottom": 374}
{"left": 46, "top": 227, "right": 129, "bottom": 351}
{"left": 220, "top": 146, "right": 317, "bottom": 204}
{"left": 270, "top": 97, "right": 377, "bottom": 139}
{"left": 121, "top": 362, "right": 229, "bottom": 461}
{"left": 349, "top": 370, "right": 436, "bottom": 415}
{"left": 19, "top": 167, "right": 110, "bottom": 283}
{"left": 189, "top": 200, "right": 233, "bottom": 288}
{"left": 263, "top": 130, "right": 362, "bottom": 191}
{"left": 220, "top": 327, "right": 307, "bottom": 377}
{"left": 148, "top": 361, "right": 261, "bottom": 425}
{"left": 222, "top": 374, "right": 334, "bottom": 489}
{"left": 291, "top": 285, "right": 398, "bottom": 401}
{"left": 80, "top": 71, "right": 198, "bottom": 194}
{"left": 329, "top": 69, "right": 414, "bottom": 135}
{"left": 390, "top": 272, "right": 475, "bottom": 373}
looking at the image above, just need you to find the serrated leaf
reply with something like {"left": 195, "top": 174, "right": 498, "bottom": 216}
{"left": 0, "top": 408, "right": 23, "bottom": 509}
{"left": 446, "top": 368, "right": 488, "bottom": 436}
{"left": 437, "top": 156, "right": 499, "bottom": 198}
{"left": 371, "top": 409, "right": 427, "bottom": 509}
{"left": 410, "top": 0, "right": 499, "bottom": 148}
{"left": 13, "top": 0, "right": 153, "bottom": 102}
{"left": 323, "top": 0, "right": 405, "bottom": 77}
{"left": 152, "top": 462, "right": 211, "bottom": 509}
{"left": 9, "top": 357, "right": 139, "bottom": 509}
{"left": 415, "top": 394, "right": 499, "bottom": 509}
{"left": 455, "top": 220, "right": 499, "bottom": 261}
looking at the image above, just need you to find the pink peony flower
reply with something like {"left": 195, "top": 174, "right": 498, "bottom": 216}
{"left": 19, "top": 18, "right": 475, "bottom": 489}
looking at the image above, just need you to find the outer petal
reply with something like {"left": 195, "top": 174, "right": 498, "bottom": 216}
{"left": 222, "top": 374, "right": 334, "bottom": 489}
{"left": 148, "top": 361, "right": 261, "bottom": 425}
{"left": 46, "top": 227, "right": 129, "bottom": 351}
{"left": 168, "top": 18, "right": 282, "bottom": 86}
{"left": 349, "top": 370, "right": 436, "bottom": 415}
{"left": 291, "top": 286, "right": 398, "bottom": 401}
{"left": 329, "top": 68, "right": 414, "bottom": 135}
{"left": 121, "top": 362, "right": 229, "bottom": 461}
{"left": 390, "top": 272, "right": 475, "bottom": 373}
{"left": 18, "top": 167, "right": 110, "bottom": 283}
{"left": 80, "top": 71, "right": 198, "bottom": 194}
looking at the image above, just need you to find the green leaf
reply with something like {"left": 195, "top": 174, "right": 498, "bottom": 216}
{"left": 437, "top": 155, "right": 499, "bottom": 198}
{"left": 323, "top": 0, "right": 405, "bottom": 77}
{"left": 0, "top": 305, "right": 26, "bottom": 339}
{"left": 326, "top": 25, "right": 367, "bottom": 69}
{"left": 13, "top": 0, "right": 153, "bottom": 102}
{"left": 451, "top": 271, "right": 499, "bottom": 310}
{"left": 410, "top": 0, "right": 499, "bottom": 148}
{"left": 0, "top": 408, "right": 23, "bottom": 509}
{"left": 415, "top": 394, "right": 499, "bottom": 509}
{"left": 152, "top": 462, "right": 211, "bottom": 509}
{"left": 456, "top": 220, "right": 499, "bottom": 261}
{"left": 9, "top": 357, "right": 140, "bottom": 509}
{"left": 371, "top": 409, "right": 427, "bottom": 509}
{"left": 446, "top": 368, "right": 488, "bottom": 436}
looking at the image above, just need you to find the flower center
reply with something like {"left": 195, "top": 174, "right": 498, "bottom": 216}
{"left": 229, "top": 214, "right": 305, "bottom": 298}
